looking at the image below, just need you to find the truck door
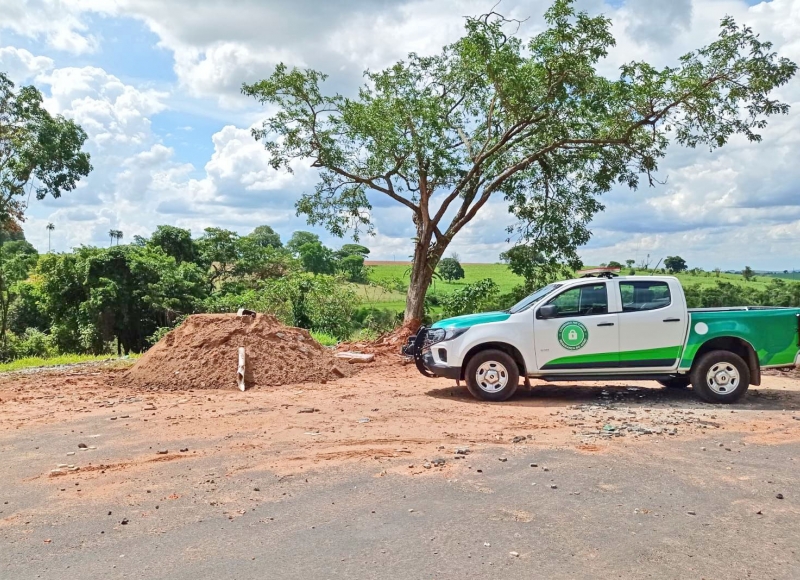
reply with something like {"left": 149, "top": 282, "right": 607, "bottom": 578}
{"left": 533, "top": 282, "right": 620, "bottom": 372}
{"left": 615, "top": 279, "right": 685, "bottom": 370}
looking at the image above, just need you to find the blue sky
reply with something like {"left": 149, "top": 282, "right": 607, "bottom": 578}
{"left": 1, "top": 0, "right": 799, "bottom": 270}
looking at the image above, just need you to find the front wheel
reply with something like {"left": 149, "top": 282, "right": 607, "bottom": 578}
{"left": 690, "top": 350, "right": 750, "bottom": 403}
{"left": 465, "top": 349, "right": 519, "bottom": 402}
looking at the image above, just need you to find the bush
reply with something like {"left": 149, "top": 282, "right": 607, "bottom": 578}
{"left": 441, "top": 279, "right": 500, "bottom": 317}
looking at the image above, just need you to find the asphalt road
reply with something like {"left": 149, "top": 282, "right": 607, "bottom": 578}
{"left": 2, "top": 423, "right": 798, "bottom": 580}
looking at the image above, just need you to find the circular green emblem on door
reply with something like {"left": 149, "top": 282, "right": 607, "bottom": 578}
{"left": 558, "top": 321, "right": 588, "bottom": 350}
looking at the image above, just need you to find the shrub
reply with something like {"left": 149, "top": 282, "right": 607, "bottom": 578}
{"left": 441, "top": 279, "right": 500, "bottom": 317}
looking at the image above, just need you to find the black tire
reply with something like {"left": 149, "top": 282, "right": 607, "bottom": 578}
{"left": 690, "top": 350, "right": 750, "bottom": 404}
{"left": 465, "top": 349, "right": 520, "bottom": 402}
{"left": 657, "top": 377, "right": 690, "bottom": 389}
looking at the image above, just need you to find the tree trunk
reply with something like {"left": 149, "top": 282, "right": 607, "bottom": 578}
{"left": 403, "top": 226, "right": 448, "bottom": 326}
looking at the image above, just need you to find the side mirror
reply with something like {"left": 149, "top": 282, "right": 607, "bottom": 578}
{"left": 538, "top": 304, "right": 557, "bottom": 319}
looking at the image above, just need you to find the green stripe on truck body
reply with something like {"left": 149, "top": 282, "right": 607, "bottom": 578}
{"left": 679, "top": 308, "right": 800, "bottom": 371}
{"left": 543, "top": 346, "right": 683, "bottom": 370}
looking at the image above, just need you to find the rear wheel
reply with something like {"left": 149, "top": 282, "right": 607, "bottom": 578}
{"left": 657, "top": 377, "right": 690, "bottom": 389}
{"left": 465, "top": 349, "right": 519, "bottom": 402}
{"left": 690, "top": 350, "right": 750, "bottom": 404}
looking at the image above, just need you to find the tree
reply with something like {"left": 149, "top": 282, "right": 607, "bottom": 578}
{"left": 197, "top": 228, "right": 240, "bottom": 286}
{"left": 499, "top": 245, "right": 553, "bottom": 288}
{"left": 46, "top": 223, "right": 55, "bottom": 252}
{"left": 607, "top": 261, "right": 622, "bottom": 270}
{"left": 298, "top": 241, "right": 336, "bottom": 275}
{"left": 742, "top": 266, "right": 755, "bottom": 282}
{"left": 244, "top": 1, "right": 795, "bottom": 324}
{"left": 247, "top": 225, "right": 283, "bottom": 249}
{"left": 334, "top": 243, "right": 370, "bottom": 282}
{"left": 0, "top": 238, "right": 38, "bottom": 348}
{"left": 625, "top": 259, "right": 635, "bottom": 269}
{"left": 286, "top": 231, "right": 320, "bottom": 255}
{"left": 664, "top": 256, "right": 688, "bottom": 274}
{"left": 108, "top": 229, "right": 123, "bottom": 246}
{"left": 0, "top": 73, "right": 92, "bottom": 227}
{"left": 149, "top": 225, "right": 196, "bottom": 264}
{"left": 438, "top": 256, "right": 465, "bottom": 282}
{"left": 338, "top": 253, "right": 368, "bottom": 283}
{"left": 336, "top": 244, "right": 370, "bottom": 259}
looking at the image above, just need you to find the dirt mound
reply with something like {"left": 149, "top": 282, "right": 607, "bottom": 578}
{"left": 338, "top": 320, "right": 419, "bottom": 357}
{"left": 122, "top": 314, "right": 356, "bottom": 391}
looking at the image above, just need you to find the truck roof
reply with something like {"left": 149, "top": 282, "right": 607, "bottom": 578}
{"left": 557, "top": 274, "right": 679, "bottom": 285}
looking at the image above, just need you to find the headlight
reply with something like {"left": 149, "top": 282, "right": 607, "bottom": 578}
{"left": 426, "top": 327, "right": 470, "bottom": 346}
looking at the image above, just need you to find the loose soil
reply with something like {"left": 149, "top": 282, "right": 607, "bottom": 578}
{"left": 121, "top": 314, "right": 356, "bottom": 391}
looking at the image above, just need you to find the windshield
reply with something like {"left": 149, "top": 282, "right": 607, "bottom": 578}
{"left": 508, "top": 283, "right": 562, "bottom": 314}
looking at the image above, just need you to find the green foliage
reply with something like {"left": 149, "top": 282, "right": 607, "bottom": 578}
{"left": 309, "top": 330, "right": 338, "bottom": 347}
{"left": 244, "top": 0, "right": 795, "bottom": 322}
{"left": 607, "top": 261, "right": 622, "bottom": 269}
{"left": 149, "top": 225, "right": 196, "bottom": 264}
{"left": 0, "top": 73, "right": 92, "bottom": 224}
{"left": 438, "top": 257, "right": 465, "bottom": 282}
{"left": 440, "top": 279, "right": 500, "bottom": 317}
{"left": 298, "top": 241, "right": 336, "bottom": 275}
{"left": 742, "top": 266, "right": 755, "bottom": 282}
{"left": 0, "top": 353, "right": 137, "bottom": 373}
{"left": 665, "top": 256, "right": 688, "bottom": 274}
{"left": 34, "top": 245, "right": 207, "bottom": 354}
{"left": 338, "top": 253, "right": 368, "bottom": 283}
{"left": 247, "top": 225, "right": 283, "bottom": 249}
{"left": 286, "top": 231, "right": 320, "bottom": 255}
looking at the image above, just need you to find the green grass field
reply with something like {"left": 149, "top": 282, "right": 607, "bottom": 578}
{"left": 0, "top": 353, "right": 139, "bottom": 373}
{"left": 359, "top": 263, "right": 780, "bottom": 313}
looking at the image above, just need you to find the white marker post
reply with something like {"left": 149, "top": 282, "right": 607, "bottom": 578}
{"left": 237, "top": 347, "right": 246, "bottom": 391}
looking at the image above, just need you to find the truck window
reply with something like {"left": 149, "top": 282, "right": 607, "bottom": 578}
{"left": 620, "top": 281, "right": 671, "bottom": 312}
{"left": 547, "top": 283, "right": 608, "bottom": 317}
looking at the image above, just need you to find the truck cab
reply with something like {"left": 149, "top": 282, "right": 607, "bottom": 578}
{"left": 406, "top": 274, "right": 800, "bottom": 404}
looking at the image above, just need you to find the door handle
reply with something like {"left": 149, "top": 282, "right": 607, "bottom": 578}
{"left": 663, "top": 318, "right": 681, "bottom": 323}
{"left": 597, "top": 322, "right": 615, "bottom": 327}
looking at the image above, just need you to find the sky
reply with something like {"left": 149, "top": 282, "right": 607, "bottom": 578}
{"left": 0, "top": 0, "right": 798, "bottom": 271}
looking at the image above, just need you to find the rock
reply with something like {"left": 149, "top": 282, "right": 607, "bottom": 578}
{"left": 157, "top": 449, "right": 168, "bottom": 455}
{"left": 66, "top": 452, "right": 75, "bottom": 456}
{"left": 78, "top": 443, "right": 87, "bottom": 449}
{"left": 687, "top": 511, "right": 696, "bottom": 515}
{"left": 423, "top": 463, "right": 432, "bottom": 469}
{"left": 498, "top": 457, "right": 507, "bottom": 462}
{"left": 357, "top": 418, "right": 370, "bottom": 423}
{"left": 484, "top": 542, "right": 491, "bottom": 547}
{"left": 253, "top": 487, "right": 260, "bottom": 492}
{"left": 408, "top": 509, "right": 415, "bottom": 513}
{"left": 509, "top": 551, "right": 519, "bottom": 557}
{"left": 455, "top": 447, "right": 470, "bottom": 455}
{"left": 529, "top": 463, "right": 538, "bottom": 468}
{"left": 542, "top": 467, "right": 549, "bottom": 472}
{"left": 431, "top": 458, "right": 446, "bottom": 466}
{"left": 298, "top": 408, "right": 317, "bottom": 414}
{"left": 179, "top": 448, "right": 189, "bottom": 453}
{"left": 120, "top": 518, "right": 129, "bottom": 525}
{"left": 776, "top": 493, "right": 784, "bottom": 500}
{"left": 511, "top": 436, "right": 526, "bottom": 443}
{"left": 550, "top": 485, "right": 558, "bottom": 489}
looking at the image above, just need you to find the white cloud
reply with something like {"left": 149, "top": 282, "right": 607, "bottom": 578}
{"left": 0, "top": 0, "right": 98, "bottom": 54}
{"left": 0, "top": 46, "right": 54, "bottom": 82}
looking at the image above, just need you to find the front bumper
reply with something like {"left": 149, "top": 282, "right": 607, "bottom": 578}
{"left": 402, "top": 327, "right": 462, "bottom": 380}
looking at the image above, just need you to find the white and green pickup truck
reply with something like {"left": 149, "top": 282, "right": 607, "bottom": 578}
{"left": 404, "top": 274, "right": 800, "bottom": 404}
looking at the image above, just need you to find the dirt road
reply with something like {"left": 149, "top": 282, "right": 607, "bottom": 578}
{"left": 1, "top": 359, "right": 799, "bottom": 579}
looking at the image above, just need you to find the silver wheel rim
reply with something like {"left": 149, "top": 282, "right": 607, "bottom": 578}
{"left": 706, "top": 362, "right": 740, "bottom": 395}
{"left": 476, "top": 361, "right": 509, "bottom": 393}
